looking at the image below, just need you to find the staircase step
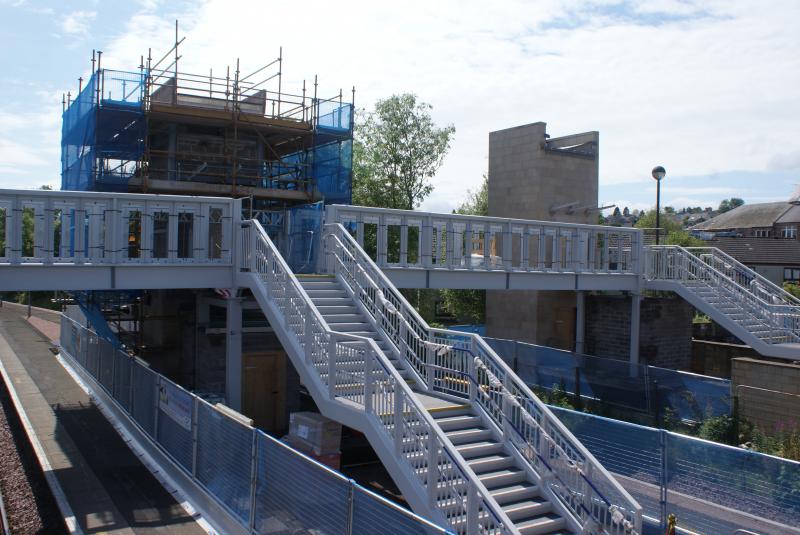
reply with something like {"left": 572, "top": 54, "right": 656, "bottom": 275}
{"left": 309, "top": 297, "right": 352, "bottom": 306}
{"left": 515, "top": 513, "right": 566, "bottom": 535}
{"left": 489, "top": 482, "right": 539, "bottom": 505}
{"left": 329, "top": 322, "right": 375, "bottom": 333}
{"left": 433, "top": 414, "right": 482, "bottom": 432}
{"left": 501, "top": 497, "right": 552, "bottom": 523}
{"left": 455, "top": 440, "right": 503, "bottom": 459}
{"left": 477, "top": 468, "right": 527, "bottom": 488}
{"left": 445, "top": 427, "right": 492, "bottom": 445}
{"left": 316, "top": 305, "right": 360, "bottom": 315}
{"left": 321, "top": 313, "right": 365, "bottom": 324}
{"left": 466, "top": 454, "right": 515, "bottom": 474}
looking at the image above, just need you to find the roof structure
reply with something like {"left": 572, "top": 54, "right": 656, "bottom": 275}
{"left": 707, "top": 236, "right": 800, "bottom": 265}
{"left": 692, "top": 202, "right": 791, "bottom": 230}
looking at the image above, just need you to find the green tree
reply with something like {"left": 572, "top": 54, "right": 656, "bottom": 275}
{"left": 441, "top": 175, "right": 487, "bottom": 323}
{"left": 718, "top": 197, "right": 745, "bottom": 214}
{"left": 634, "top": 209, "right": 704, "bottom": 246}
{"left": 353, "top": 94, "right": 455, "bottom": 209}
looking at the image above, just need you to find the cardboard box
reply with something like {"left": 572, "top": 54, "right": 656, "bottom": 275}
{"left": 288, "top": 411, "right": 341, "bottom": 455}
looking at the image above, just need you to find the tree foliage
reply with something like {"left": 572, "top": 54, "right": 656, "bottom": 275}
{"left": 718, "top": 197, "right": 745, "bottom": 214}
{"left": 634, "top": 209, "right": 704, "bottom": 246}
{"left": 353, "top": 94, "right": 455, "bottom": 209}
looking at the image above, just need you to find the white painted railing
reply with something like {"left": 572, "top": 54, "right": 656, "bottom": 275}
{"left": 327, "top": 205, "right": 643, "bottom": 275}
{"left": 324, "top": 222, "right": 643, "bottom": 535}
{"left": 0, "top": 189, "right": 235, "bottom": 265}
{"left": 241, "top": 220, "right": 514, "bottom": 535}
{"left": 646, "top": 246, "right": 800, "bottom": 344}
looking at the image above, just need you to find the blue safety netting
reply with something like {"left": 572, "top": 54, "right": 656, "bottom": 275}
{"left": 61, "top": 69, "right": 145, "bottom": 192}
{"left": 316, "top": 101, "right": 353, "bottom": 133}
{"left": 484, "top": 337, "right": 731, "bottom": 422}
{"left": 313, "top": 139, "right": 352, "bottom": 205}
{"left": 551, "top": 406, "right": 800, "bottom": 534}
{"left": 286, "top": 203, "right": 323, "bottom": 274}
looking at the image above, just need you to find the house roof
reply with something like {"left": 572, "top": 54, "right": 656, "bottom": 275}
{"left": 691, "top": 202, "right": 791, "bottom": 231}
{"left": 707, "top": 237, "right": 800, "bottom": 265}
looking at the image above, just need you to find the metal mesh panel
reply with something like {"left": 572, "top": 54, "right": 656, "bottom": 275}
{"left": 131, "top": 362, "right": 157, "bottom": 438}
{"left": 351, "top": 485, "right": 449, "bottom": 535}
{"left": 155, "top": 378, "right": 194, "bottom": 471}
{"left": 112, "top": 350, "right": 132, "bottom": 411}
{"left": 254, "top": 433, "right": 350, "bottom": 534}
{"left": 97, "top": 338, "right": 115, "bottom": 392}
{"left": 667, "top": 433, "right": 800, "bottom": 534}
{"left": 195, "top": 401, "right": 253, "bottom": 523}
{"left": 86, "top": 334, "right": 100, "bottom": 379}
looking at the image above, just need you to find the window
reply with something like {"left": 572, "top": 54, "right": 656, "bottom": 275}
{"left": 784, "top": 268, "right": 800, "bottom": 282}
{"left": 152, "top": 211, "right": 169, "bottom": 258}
{"left": 754, "top": 228, "right": 771, "bottom": 238}
{"left": 782, "top": 225, "right": 797, "bottom": 239}
{"left": 208, "top": 208, "right": 223, "bottom": 259}
{"left": 177, "top": 212, "right": 194, "bottom": 259}
{"left": 127, "top": 211, "right": 142, "bottom": 258}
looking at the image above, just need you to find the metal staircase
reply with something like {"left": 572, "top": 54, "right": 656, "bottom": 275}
{"left": 301, "top": 275, "right": 572, "bottom": 534}
{"left": 646, "top": 246, "right": 800, "bottom": 358}
{"left": 240, "top": 220, "right": 642, "bottom": 534}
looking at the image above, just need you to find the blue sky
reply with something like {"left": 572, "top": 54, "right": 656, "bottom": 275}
{"left": 1, "top": 0, "right": 798, "bottom": 214}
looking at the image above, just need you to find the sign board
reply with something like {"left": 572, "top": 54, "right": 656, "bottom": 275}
{"left": 158, "top": 378, "right": 193, "bottom": 431}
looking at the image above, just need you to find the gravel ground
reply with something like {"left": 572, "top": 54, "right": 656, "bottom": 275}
{"left": 0, "top": 377, "right": 65, "bottom": 534}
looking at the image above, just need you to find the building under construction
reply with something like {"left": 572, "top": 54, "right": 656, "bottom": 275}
{"left": 58, "top": 29, "right": 354, "bottom": 434}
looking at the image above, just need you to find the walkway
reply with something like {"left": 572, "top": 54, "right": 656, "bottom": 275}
{"left": 0, "top": 305, "right": 207, "bottom": 535}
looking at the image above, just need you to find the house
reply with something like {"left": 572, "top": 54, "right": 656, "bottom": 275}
{"left": 691, "top": 193, "right": 800, "bottom": 284}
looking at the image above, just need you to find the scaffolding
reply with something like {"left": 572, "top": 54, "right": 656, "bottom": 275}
{"left": 61, "top": 22, "right": 354, "bottom": 207}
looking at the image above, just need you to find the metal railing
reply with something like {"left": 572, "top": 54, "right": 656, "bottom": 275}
{"left": 646, "top": 246, "right": 800, "bottom": 344}
{"left": 59, "top": 311, "right": 452, "bottom": 535}
{"left": 241, "top": 220, "right": 513, "bottom": 534}
{"left": 323, "top": 222, "right": 643, "bottom": 535}
{"left": 0, "top": 189, "right": 235, "bottom": 265}
{"left": 326, "top": 205, "right": 643, "bottom": 275}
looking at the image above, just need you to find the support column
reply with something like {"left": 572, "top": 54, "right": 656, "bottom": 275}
{"left": 629, "top": 292, "right": 641, "bottom": 366}
{"left": 225, "top": 295, "right": 243, "bottom": 411}
{"left": 575, "top": 291, "right": 585, "bottom": 354}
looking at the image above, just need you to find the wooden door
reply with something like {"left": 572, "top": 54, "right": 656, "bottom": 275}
{"left": 243, "top": 350, "right": 287, "bottom": 433}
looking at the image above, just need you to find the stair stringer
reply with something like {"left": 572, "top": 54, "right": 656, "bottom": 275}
{"left": 647, "top": 279, "right": 786, "bottom": 358}
{"left": 241, "top": 271, "right": 449, "bottom": 528}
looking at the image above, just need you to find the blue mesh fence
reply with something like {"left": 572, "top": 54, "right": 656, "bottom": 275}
{"left": 58, "top": 310, "right": 450, "bottom": 534}
{"left": 195, "top": 400, "right": 253, "bottom": 524}
{"left": 352, "top": 486, "right": 449, "bottom": 535}
{"left": 97, "top": 338, "right": 115, "bottom": 391}
{"left": 316, "top": 101, "right": 353, "bottom": 132}
{"left": 131, "top": 362, "right": 157, "bottom": 438}
{"left": 286, "top": 202, "right": 323, "bottom": 273}
{"left": 313, "top": 139, "right": 352, "bottom": 205}
{"left": 550, "top": 406, "right": 800, "bottom": 533}
{"left": 254, "top": 433, "right": 351, "bottom": 534}
{"left": 155, "top": 377, "right": 194, "bottom": 471}
{"left": 485, "top": 337, "right": 731, "bottom": 422}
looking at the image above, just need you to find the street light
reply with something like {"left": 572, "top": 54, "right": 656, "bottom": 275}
{"left": 652, "top": 166, "right": 666, "bottom": 245}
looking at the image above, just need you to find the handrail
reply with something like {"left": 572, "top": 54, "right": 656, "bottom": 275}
{"left": 323, "top": 223, "right": 643, "bottom": 535}
{"left": 243, "top": 220, "right": 514, "bottom": 534}
{"left": 646, "top": 246, "right": 800, "bottom": 344}
{"left": 684, "top": 246, "right": 800, "bottom": 306}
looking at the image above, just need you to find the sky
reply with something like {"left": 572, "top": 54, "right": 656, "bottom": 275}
{"left": 0, "top": 0, "right": 798, "bottom": 215}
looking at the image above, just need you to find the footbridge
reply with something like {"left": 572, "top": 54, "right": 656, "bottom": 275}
{"left": 0, "top": 187, "right": 797, "bottom": 533}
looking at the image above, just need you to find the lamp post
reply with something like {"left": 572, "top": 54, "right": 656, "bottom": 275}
{"left": 652, "top": 166, "right": 666, "bottom": 245}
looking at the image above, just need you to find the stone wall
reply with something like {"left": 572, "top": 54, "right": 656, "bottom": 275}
{"left": 732, "top": 357, "right": 800, "bottom": 434}
{"left": 584, "top": 294, "right": 693, "bottom": 369}
{"left": 691, "top": 339, "right": 759, "bottom": 378}
{"left": 485, "top": 122, "right": 598, "bottom": 350}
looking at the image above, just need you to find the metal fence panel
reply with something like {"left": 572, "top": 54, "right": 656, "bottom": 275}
{"left": 155, "top": 377, "right": 194, "bottom": 471}
{"left": 550, "top": 406, "right": 663, "bottom": 522}
{"left": 254, "top": 432, "right": 350, "bottom": 534}
{"left": 667, "top": 432, "right": 800, "bottom": 534}
{"left": 98, "top": 338, "right": 115, "bottom": 392}
{"left": 195, "top": 400, "right": 254, "bottom": 524}
{"left": 86, "top": 333, "right": 100, "bottom": 379}
{"left": 351, "top": 485, "right": 450, "bottom": 535}
{"left": 131, "top": 362, "right": 157, "bottom": 438}
{"left": 112, "top": 350, "right": 132, "bottom": 412}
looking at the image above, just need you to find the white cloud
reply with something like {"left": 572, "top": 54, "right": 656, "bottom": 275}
{"left": 61, "top": 10, "right": 97, "bottom": 38}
